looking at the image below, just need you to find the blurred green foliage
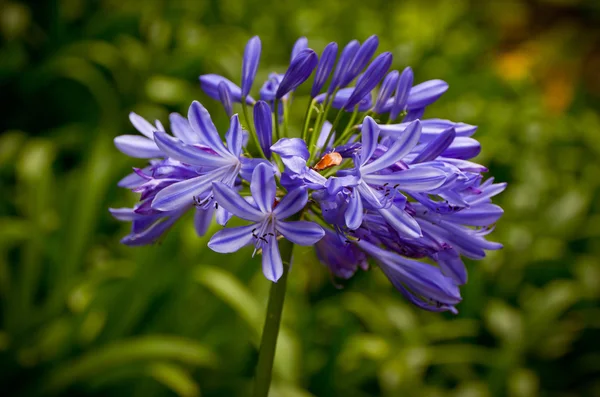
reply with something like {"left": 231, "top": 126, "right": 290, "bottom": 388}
{"left": 1, "top": 0, "right": 600, "bottom": 396}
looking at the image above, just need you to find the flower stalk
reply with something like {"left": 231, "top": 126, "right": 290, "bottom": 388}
{"left": 252, "top": 238, "right": 295, "bottom": 397}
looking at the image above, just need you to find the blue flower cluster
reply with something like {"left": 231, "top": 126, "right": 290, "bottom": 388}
{"left": 111, "top": 36, "right": 505, "bottom": 313}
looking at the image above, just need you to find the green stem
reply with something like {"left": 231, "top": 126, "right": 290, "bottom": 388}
{"left": 274, "top": 99, "right": 282, "bottom": 141}
{"left": 301, "top": 98, "right": 316, "bottom": 142}
{"left": 283, "top": 99, "right": 290, "bottom": 137}
{"left": 253, "top": 239, "right": 295, "bottom": 397}
{"left": 333, "top": 106, "right": 360, "bottom": 146}
{"left": 241, "top": 100, "right": 268, "bottom": 160}
{"left": 322, "top": 110, "right": 343, "bottom": 149}
{"left": 308, "top": 90, "right": 337, "bottom": 163}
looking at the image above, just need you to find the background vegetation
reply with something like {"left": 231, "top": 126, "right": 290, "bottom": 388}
{"left": 1, "top": 0, "right": 599, "bottom": 395}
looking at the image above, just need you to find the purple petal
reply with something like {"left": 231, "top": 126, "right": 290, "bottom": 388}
{"left": 129, "top": 112, "right": 157, "bottom": 139}
{"left": 188, "top": 101, "right": 230, "bottom": 158}
{"left": 225, "top": 114, "right": 243, "bottom": 158}
{"left": 361, "top": 120, "right": 422, "bottom": 174}
{"left": 291, "top": 37, "right": 308, "bottom": 62}
{"left": 444, "top": 204, "right": 504, "bottom": 226}
{"left": 263, "top": 239, "right": 283, "bottom": 282}
{"left": 433, "top": 247, "right": 467, "bottom": 285}
{"left": 251, "top": 163, "right": 276, "bottom": 213}
{"left": 311, "top": 42, "right": 338, "bottom": 98}
{"left": 378, "top": 204, "right": 422, "bottom": 238}
{"left": 358, "top": 239, "right": 461, "bottom": 306}
{"left": 468, "top": 182, "right": 507, "bottom": 205}
{"left": 240, "top": 157, "right": 273, "bottom": 182}
{"left": 441, "top": 137, "right": 481, "bottom": 160}
{"left": 315, "top": 87, "right": 373, "bottom": 112}
{"left": 114, "top": 135, "right": 163, "bottom": 158}
{"left": 340, "top": 35, "right": 379, "bottom": 87}
{"left": 270, "top": 138, "right": 309, "bottom": 160}
{"left": 438, "top": 157, "right": 488, "bottom": 173}
{"left": 420, "top": 119, "right": 478, "bottom": 139}
{"left": 316, "top": 121, "right": 335, "bottom": 150}
{"left": 194, "top": 206, "right": 215, "bottom": 236}
{"left": 259, "top": 73, "right": 284, "bottom": 102}
{"left": 302, "top": 168, "right": 328, "bottom": 187}
{"left": 280, "top": 156, "right": 308, "bottom": 175}
{"left": 273, "top": 187, "right": 308, "bottom": 220}
{"left": 215, "top": 205, "right": 233, "bottom": 226}
{"left": 277, "top": 220, "right": 325, "bottom": 245}
{"left": 329, "top": 40, "right": 360, "bottom": 93}
{"left": 212, "top": 181, "right": 264, "bottom": 222}
{"left": 169, "top": 113, "right": 201, "bottom": 144}
{"left": 153, "top": 130, "right": 230, "bottom": 167}
{"left": 151, "top": 171, "right": 222, "bottom": 212}
{"left": 241, "top": 36, "right": 261, "bottom": 97}
{"left": 121, "top": 214, "right": 180, "bottom": 246}
{"left": 359, "top": 116, "right": 380, "bottom": 166}
{"left": 325, "top": 175, "right": 359, "bottom": 195}
{"left": 390, "top": 67, "right": 413, "bottom": 119}
{"left": 118, "top": 169, "right": 149, "bottom": 188}
{"left": 109, "top": 207, "right": 137, "bottom": 221}
{"left": 364, "top": 166, "right": 447, "bottom": 192}
{"left": 404, "top": 107, "right": 424, "bottom": 122}
{"left": 373, "top": 70, "right": 399, "bottom": 113}
{"left": 345, "top": 189, "right": 364, "bottom": 230}
{"left": 344, "top": 52, "right": 392, "bottom": 110}
{"left": 407, "top": 79, "right": 449, "bottom": 109}
{"left": 254, "top": 101, "right": 273, "bottom": 158}
{"left": 276, "top": 49, "right": 318, "bottom": 99}
{"left": 199, "top": 74, "right": 255, "bottom": 105}
{"left": 412, "top": 127, "right": 456, "bottom": 163}
{"left": 218, "top": 82, "right": 234, "bottom": 118}
{"left": 208, "top": 224, "right": 256, "bottom": 253}
{"left": 422, "top": 221, "right": 502, "bottom": 259}
{"left": 356, "top": 182, "right": 382, "bottom": 209}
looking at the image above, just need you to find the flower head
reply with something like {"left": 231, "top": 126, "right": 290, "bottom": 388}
{"left": 112, "top": 35, "right": 505, "bottom": 314}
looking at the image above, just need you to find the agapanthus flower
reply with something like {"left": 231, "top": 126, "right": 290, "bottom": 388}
{"left": 208, "top": 163, "right": 324, "bottom": 281}
{"left": 112, "top": 35, "right": 505, "bottom": 315}
{"left": 150, "top": 101, "right": 246, "bottom": 212}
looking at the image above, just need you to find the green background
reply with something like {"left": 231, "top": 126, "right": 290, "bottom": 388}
{"left": 1, "top": 0, "right": 600, "bottom": 396}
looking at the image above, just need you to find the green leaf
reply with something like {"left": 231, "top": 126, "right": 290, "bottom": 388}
{"left": 42, "top": 335, "right": 217, "bottom": 394}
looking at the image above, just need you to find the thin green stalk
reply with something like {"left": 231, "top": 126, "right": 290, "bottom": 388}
{"left": 252, "top": 239, "right": 295, "bottom": 397}
{"left": 317, "top": 109, "right": 343, "bottom": 157}
{"left": 241, "top": 100, "right": 268, "bottom": 160}
{"left": 308, "top": 90, "right": 337, "bottom": 163}
{"left": 301, "top": 98, "right": 316, "bottom": 142}
{"left": 334, "top": 106, "right": 360, "bottom": 146}
{"left": 274, "top": 99, "right": 282, "bottom": 141}
{"left": 283, "top": 99, "right": 290, "bottom": 137}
